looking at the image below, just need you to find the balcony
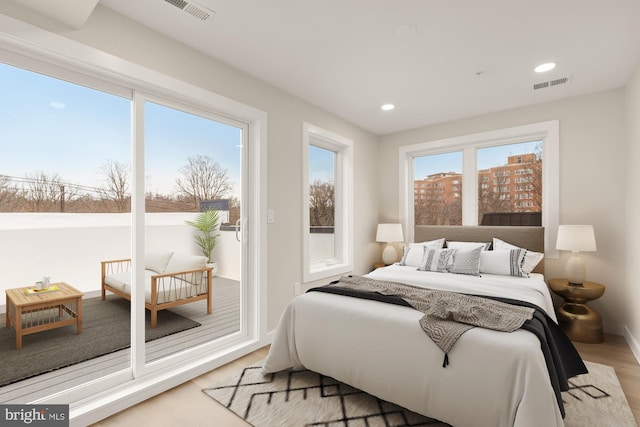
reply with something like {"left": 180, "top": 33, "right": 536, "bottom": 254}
{"left": 0, "top": 213, "right": 241, "bottom": 403}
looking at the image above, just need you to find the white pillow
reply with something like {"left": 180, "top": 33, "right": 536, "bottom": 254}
{"left": 448, "top": 246, "right": 483, "bottom": 276}
{"left": 164, "top": 252, "right": 208, "bottom": 274}
{"left": 400, "top": 244, "right": 426, "bottom": 267}
{"left": 480, "top": 249, "right": 528, "bottom": 277}
{"left": 415, "top": 238, "right": 446, "bottom": 249}
{"left": 418, "top": 248, "right": 455, "bottom": 272}
{"left": 492, "top": 238, "right": 544, "bottom": 274}
{"left": 446, "top": 241, "right": 491, "bottom": 251}
{"left": 145, "top": 250, "right": 173, "bottom": 274}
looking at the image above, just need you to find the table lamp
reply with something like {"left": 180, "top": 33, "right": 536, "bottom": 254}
{"left": 555, "top": 225, "right": 597, "bottom": 286}
{"left": 376, "top": 223, "right": 404, "bottom": 265}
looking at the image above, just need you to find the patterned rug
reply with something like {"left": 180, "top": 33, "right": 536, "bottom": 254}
{"left": 203, "top": 360, "right": 637, "bottom": 427}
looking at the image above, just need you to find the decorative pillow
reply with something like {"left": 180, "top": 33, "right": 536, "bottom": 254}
{"left": 415, "top": 238, "right": 446, "bottom": 249}
{"left": 480, "top": 249, "right": 528, "bottom": 277}
{"left": 145, "top": 250, "right": 173, "bottom": 274}
{"left": 400, "top": 244, "right": 426, "bottom": 267}
{"left": 492, "top": 238, "right": 544, "bottom": 274}
{"left": 448, "top": 246, "right": 483, "bottom": 276}
{"left": 164, "top": 252, "right": 208, "bottom": 274}
{"left": 445, "top": 241, "right": 491, "bottom": 251}
{"left": 418, "top": 248, "right": 455, "bottom": 272}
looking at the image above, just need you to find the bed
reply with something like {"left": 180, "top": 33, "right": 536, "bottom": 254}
{"left": 262, "top": 226, "right": 586, "bottom": 427}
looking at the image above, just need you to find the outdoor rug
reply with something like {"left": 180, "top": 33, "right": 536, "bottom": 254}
{"left": 0, "top": 295, "right": 200, "bottom": 386}
{"left": 204, "top": 360, "right": 637, "bottom": 427}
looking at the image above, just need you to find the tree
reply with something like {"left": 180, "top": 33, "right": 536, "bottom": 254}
{"left": 99, "top": 160, "right": 130, "bottom": 212}
{"left": 0, "top": 175, "right": 19, "bottom": 211}
{"left": 309, "top": 179, "right": 334, "bottom": 227}
{"left": 175, "top": 155, "right": 232, "bottom": 210}
{"left": 227, "top": 196, "right": 241, "bottom": 225}
{"left": 21, "top": 171, "right": 77, "bottom": 212}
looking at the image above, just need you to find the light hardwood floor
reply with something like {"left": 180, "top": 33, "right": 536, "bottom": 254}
{"left": 92, "top": 333, "right": 640, "bottom": 426}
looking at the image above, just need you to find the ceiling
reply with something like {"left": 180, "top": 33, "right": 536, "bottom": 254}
{"left": 16, "top": 0, "right": 640, "bottom": 135}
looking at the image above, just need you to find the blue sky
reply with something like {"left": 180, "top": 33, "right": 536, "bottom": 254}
{"left": 0, "top": 62, "right": 243, "bottom": 197}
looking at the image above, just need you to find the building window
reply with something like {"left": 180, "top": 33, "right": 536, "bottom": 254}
{"left": 302, "top": 123, "right": 353, "bottom": 282}
{"left": 400, "top": 121, "right": 559, "bottom": 256}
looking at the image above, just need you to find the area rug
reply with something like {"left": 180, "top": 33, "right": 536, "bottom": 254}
{"left": 204, "top": 360, "right": 637, "bottom": 427}
{"left": 0, "top": 296, "right": 200, "bottom": 386}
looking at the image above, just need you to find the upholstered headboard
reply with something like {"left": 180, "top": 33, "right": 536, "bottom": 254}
{"left": 414, "top": 225, "right": 545, "bottom": 274}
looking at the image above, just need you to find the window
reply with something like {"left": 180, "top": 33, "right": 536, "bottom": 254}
{"left": 399, "top": 121, "right": 559, "bottom": 256}
{"left": 303, "top": 123, "right": 353, "bottom": 282}
{"left": 413, "top": 152, "right": 463, "bottom": 225}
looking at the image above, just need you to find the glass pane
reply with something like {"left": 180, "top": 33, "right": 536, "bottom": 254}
{"left": 413, "top": 152, "right": 463, "bottom": 226}
{"left": 144, "top": 102, "right": 242, "bottom": 361}
{"left": 308, "top": 145, "right": 336, "bottom": 266}
{"left": 0, "top": 63, "right": 131, "bottom": 401}
{"left": 477, "top": 141, "right": 542, "bottom": 225}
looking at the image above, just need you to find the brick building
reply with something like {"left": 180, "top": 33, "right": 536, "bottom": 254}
{"left": 414, "top": 153, "right": 541, "bottom": 225}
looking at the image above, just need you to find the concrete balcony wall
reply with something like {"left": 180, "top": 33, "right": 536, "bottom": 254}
{"left": 0, "top": 213, "right": 241, "bottom": 300}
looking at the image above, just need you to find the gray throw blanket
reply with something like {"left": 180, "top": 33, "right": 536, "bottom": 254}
{"left": 330, "top": 276, "right": 534, "bottom": 366}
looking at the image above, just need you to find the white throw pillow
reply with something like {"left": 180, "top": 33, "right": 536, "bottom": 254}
{"left": 415, "top": 238, "right": 446, "bottom": 249}
{"left": 492, "top": 238, "right": 544, "bottom": 274}
{"left": 480, "top": 249, "right": 528, "bottom": 277}
{"left": 418, "top": 248, "right": 455, "bottom": 272}
{"left": 400, "top": 244, "right": 426, "bottom": 267}
{"left": 446, "top": 241, "right": 491, "bottom": 251}
{"left": 164, "top": 252, "right": 208, "bottom": 274}
{"left": 145, "top": 250, "right": 173, "bottom": 274}
{"left": 448, "top": 246, "right": 483, "bottom": 276}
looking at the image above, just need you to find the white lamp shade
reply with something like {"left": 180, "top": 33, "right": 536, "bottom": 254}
{"left": 376, "top": 223, "right": 403, "bottom": 243}
{"left": 556, "top": 225, "right": 596, "bottom": 252}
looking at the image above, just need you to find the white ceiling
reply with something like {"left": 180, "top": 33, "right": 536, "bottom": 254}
{"left": 93, "top": 1, "right": 640, "bottom": 134}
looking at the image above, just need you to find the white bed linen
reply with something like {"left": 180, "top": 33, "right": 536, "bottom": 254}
{"left": 263, "top": 266, "right": 564, "bottom": 427}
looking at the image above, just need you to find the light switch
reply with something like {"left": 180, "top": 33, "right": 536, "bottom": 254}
{"left": 267, "top": 209, "right": 275, "bottom": 223}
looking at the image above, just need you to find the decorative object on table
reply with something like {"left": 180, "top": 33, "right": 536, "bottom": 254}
{"left": 556, "top": 225, "right": 597, "bottom": 285}
{"left": 185, "top": 208, "right": 220, "bottom": 270}
{"left": 203, "top": 360, "right": 635, "bottom": 427}
{"left": 548, "top": 278, "right": 606, "bottom": 343}
{"left": 376, "top": 223, "right": 404, "bottom": 265}
{"left": 25, "top": 285, "right": 59, "bottom": 295}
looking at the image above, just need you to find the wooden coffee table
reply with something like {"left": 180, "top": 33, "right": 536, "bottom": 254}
{"left": 5, "top": 282, "right": 83, "bottom": 349}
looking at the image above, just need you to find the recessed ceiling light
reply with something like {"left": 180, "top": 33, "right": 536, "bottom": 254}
{"left": 381, "top": 104, "right": 395, "bottom": 111}
{"left": 534, "top": 62, "right": 556, "bottom": 73}
{"left": 396, "top": 24, "right": 417, "bottom": 37}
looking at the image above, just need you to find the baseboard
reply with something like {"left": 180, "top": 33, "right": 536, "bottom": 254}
{"left": 623, "top": 326, "right": 640, "bottom": 365}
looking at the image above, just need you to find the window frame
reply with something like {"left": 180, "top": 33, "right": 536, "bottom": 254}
{"left": 302, "top": 122, "right": 353, "bottom": 283}
{"left": 399, "top": 121, "right": 559, "bottom": 257}
{"left": 0, "top": 16, "right": 268, "bottom": 421}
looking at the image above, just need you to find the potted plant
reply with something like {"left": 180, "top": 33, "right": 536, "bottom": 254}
{"left": 186, "top": 208, "right": 220, "bottom": 276}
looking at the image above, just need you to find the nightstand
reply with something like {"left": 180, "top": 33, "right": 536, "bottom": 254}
{"left": 372, "top": 262, "right": 386, "bottom": 270}
{"left": 547, "top": 278, "right": 606, "bottom": 343}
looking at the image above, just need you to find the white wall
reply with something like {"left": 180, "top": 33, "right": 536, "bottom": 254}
{"left": 624, "top": 60, "right": 640, "bottom": 358}
{"left": 0, "top": 213, "right": 241, "bottom": 300}
{"left": 0, "top": 5, "right": 380, "bottom": 331}
{"left": 379, "top": 89, "right": 630, "bottom": 336}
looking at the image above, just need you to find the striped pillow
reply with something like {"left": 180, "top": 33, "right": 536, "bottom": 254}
{"left": 479, "top": 249, "right": 528, "bottom": 277}
{"left": 418, "top": 248, "right": 455, "bottom": 272}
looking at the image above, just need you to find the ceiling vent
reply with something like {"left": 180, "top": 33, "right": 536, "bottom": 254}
{"left": 533, "top": 76, "right": 571, "bottom": 91}
{"left": 164, "top": 0, "right": 215, "bottom": 21}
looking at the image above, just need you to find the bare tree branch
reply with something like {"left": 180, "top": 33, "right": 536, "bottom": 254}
{"left": 175, "top": 155, "right": 232, "bottom": 209}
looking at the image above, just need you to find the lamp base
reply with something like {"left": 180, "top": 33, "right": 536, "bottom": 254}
{"left": 565, "top": 252, "right": 586, "bottom": 285}
{"left": 382, "top": 244, "right": 397, "bottom": 265}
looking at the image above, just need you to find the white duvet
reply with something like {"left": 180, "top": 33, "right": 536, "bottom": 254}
{"left": 263, "top": 265, "right": 564, "bottom": 427}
